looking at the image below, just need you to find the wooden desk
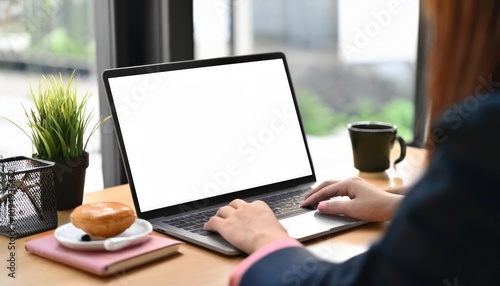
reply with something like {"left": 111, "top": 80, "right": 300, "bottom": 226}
{"left": 1, "top": 146, "right": 426, "bottom": 286}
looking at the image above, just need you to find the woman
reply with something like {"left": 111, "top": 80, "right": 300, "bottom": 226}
{"left": 204, "top": 1, "right": 500, "bottom": 285}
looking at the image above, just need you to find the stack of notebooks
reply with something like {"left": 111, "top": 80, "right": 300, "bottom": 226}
{"left": 25, "top": 234, "right": 182, "bottom": 276}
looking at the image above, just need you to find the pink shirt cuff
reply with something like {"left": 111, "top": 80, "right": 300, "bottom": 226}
{"left": 229, "top": 237, "right": 303, "bottom": 286}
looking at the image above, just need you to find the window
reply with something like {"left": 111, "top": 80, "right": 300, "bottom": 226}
{"left": 194, "top": 0, "right": 420, "bottom": 142}
{"left": 2, "top": 1, "right": 420, "bottom": 191}
{"left": 0, "top": 0, "right": 102, "bottom": 192}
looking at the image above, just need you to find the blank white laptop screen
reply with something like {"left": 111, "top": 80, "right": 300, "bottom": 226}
{"left": 107, "top": 58, "right": 312, "bottom": 212}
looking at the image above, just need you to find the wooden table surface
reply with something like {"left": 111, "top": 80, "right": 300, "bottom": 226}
{"left": 1, "top": 145, "right": 427, "bottom": 286}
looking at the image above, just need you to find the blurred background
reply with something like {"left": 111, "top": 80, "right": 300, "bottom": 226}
{"left": 0, "top": 0, "right": 420, "bottom": 192}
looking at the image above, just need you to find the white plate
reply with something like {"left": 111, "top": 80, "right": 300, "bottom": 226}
{"left": 54, "top": 219, "right": 153, "bottom": 251}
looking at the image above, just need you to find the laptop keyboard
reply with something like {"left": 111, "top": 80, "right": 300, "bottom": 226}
{"left": 262, "top": 187, "right": 312, "bottom": 218}
{"left": 162, "top": 187, "right": 311, "bottom": 236}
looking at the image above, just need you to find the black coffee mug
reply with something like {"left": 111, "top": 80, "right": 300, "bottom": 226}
{"left": 348, "top": 121, "right": 407, "bottom": 172}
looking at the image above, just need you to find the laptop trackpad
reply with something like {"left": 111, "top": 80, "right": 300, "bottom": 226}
{"left": 279, "top": 211, "right": 361, "bottom": 241}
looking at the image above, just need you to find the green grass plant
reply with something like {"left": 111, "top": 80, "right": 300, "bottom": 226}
{"left": 3, "top": 72, "right": 109, "bottom": 160}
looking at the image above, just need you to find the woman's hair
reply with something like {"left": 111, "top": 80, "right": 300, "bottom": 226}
{"left": 423, "top": 0, "right": 500, "bottom": 148}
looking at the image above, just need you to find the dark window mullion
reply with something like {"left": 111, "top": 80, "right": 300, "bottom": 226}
{"left": 412, "top": 0, "right": 429, "bottom": 148}
{"left": 95, "top": 0, "right": 194, "bottom": 187}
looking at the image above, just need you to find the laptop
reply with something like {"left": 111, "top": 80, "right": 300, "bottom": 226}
{"left": 102, "top": 52, "right": 366, "bottom": 255}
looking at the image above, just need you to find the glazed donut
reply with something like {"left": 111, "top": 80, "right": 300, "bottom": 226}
{"left": 70, "top": 202, "right": 136, "bottom": 238}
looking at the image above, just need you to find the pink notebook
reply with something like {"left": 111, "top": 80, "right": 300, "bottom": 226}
{"left": 25, "top": 234, "right": 182, "bottom": 276}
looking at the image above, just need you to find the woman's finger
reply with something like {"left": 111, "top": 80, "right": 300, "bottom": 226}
{"left": 301, "top": 181, "right": 349, "bottom": 207}
{"left": 228, "top": 198, "right": 247, "bottom": 209}
{"left": 214, "top": 205, "right": 235, "bottom": 219}
{"left": 303, "top": 180, "right": 339, "bottom": 200}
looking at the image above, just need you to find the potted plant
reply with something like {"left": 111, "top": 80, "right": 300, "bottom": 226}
{"left": 4, "top": 71, "right": 109, "bottom": 210}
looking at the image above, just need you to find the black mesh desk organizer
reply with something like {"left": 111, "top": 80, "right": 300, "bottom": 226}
{"left": 0, "top": 157, "right": 57, "bottom": 238}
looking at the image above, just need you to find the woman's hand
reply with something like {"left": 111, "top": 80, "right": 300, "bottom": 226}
{"left": 301, "top": 177, "right": 403, "bottom": 222}
{"left": 204, "top": 199, "right": 288, "bottom": 254}
{"left": 204, "top": 178, "right": 402, "bottom": 254}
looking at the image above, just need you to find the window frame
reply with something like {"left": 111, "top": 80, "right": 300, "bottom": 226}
{"left": 94, "top": 0, "right": 194, "bottom": 187}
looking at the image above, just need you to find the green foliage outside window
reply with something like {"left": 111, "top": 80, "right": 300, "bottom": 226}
{"left": 296, "top": 90, "right": 414, "bottom": 142}
{"left": 296, "top": 90, "right": 348, "bottom": 137}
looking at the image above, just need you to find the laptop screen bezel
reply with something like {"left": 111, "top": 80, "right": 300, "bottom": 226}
{"left": 102, "top": 52, "right": 316, "bottom": 220}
